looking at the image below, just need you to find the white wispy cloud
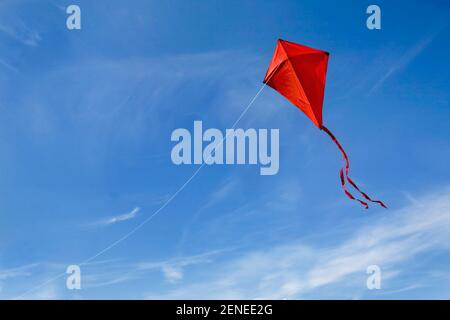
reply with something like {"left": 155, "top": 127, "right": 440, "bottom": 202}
{"left": 0, "top": 21, "right": 41, "bottom": 47}
{"left": 19, "top": 285, "right": 60, "bottom": 300}
{"left": 98, "top": 207, "right": 140, "bottom": 226}
{"left": 77, "top": 250, "right": 222, "bottom": 289}
{"left": 19, "top": 49, "right": 268, "bottom": 149}
{"left": 177, "top": 177, "right": 241, "bottom": 248}
{"left": 137, "top": 251, "right": 220, "bottom": 283}
{"left": 146, "top": 187, "right": 450, "bottom": 299}
{"left": 0, "top": 263, "right": 38, "bottom": 280}
{"left": 161, "top": 265, "right": 183, "bottom": 283}
{"left": 0, "top": 58, "right": 19, "bottom": 73}
{"left": 5, "top": 188, "right": 449, "bottom": 299}
{"left": 369, "top": 27, "right": 444, "bottom": 94}
{"left": 0, "top": 262, "right": 66, "bottom": 299}
{"left": 85, "top": 208, "right": 141, "bottom": 228}
{"left": 203, "top": 178, "right": 239, "bottom": 209}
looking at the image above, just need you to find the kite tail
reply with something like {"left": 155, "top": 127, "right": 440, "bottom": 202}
{"left": 321, "top": 125, "right": 387, "bottom": 209}
{"left": 340, "top": 168, "right": 368, "bottom": 209}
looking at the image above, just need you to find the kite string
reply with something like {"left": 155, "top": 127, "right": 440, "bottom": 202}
{"left": 78, "top": 82, "right": 271, "bottom": 267}
{"left": 79, "top": 65, "right": 283, "bottom": 265}
{"left": 13, "top": 78, "right": 272, "bottom": 300}
{"left": 321, "top": 125, "right": 386, "bottom": 209}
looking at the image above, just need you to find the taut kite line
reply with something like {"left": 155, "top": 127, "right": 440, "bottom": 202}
{"left": 263, "top": 39, "right": 386, "bottom": 209}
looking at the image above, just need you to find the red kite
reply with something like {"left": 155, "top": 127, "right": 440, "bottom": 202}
{"left": 264, "top": 39, "right": 386, "bottom": 209}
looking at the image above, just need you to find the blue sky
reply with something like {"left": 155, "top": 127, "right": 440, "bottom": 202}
{"left": 0, "top": 0, "right": 449, "bottom": 299}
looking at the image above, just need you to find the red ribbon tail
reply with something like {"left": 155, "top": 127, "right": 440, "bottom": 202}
{"left": 346, "top": 176, "right": 387, "bottom": 208}
{"left": 340, "top": 169, "right": 368, "bottom": 209}
{"left": 322, "top": 125, "right": 386, "bottom": 209}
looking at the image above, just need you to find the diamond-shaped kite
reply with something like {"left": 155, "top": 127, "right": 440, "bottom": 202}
{"left": 264, "top": 39, "right": 386, "bottom": 209}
